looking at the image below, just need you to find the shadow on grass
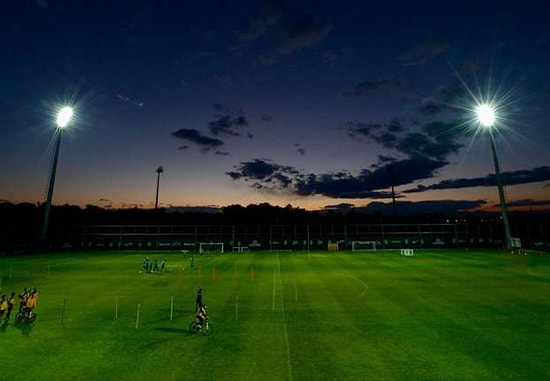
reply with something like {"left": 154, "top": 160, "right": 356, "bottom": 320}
{"left": 155, "top": 327, "right": 187, "bottom": 334}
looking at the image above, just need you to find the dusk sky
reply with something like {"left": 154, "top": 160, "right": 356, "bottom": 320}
{"left": 1, "top": 0, "right": 549, "bottom": 213}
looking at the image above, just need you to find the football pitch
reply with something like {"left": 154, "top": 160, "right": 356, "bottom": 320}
{"left": 1, "top": 250, "right": 549, "bottom": 381}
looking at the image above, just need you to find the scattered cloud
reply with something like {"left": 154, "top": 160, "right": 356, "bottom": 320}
{"left": 235, "top": 1, "right": 332, "bottom": 65}
{"left": 171, "top": 128, "right": 224, "bottom": 151}
{"left": 227, "top": 116, "right": 467, "bottom": 199}
{"left": 294, "top": 143, "right": 306, "bottom": 156}
{"left": 172, "top": 103, "right": 255, "bottom": 153}
{"left": 208, "top": 103, "right": 251, "bottom": 138}
{"left": 341, "top": 78, "right": 410, "bottom": 99}
{"left": 341, "top": 79, "right": 390, "bottom": 99}
{"left": 227, "top": 155, "right": 447, "bottom": 199}
{"left": 404, "top": 166, "right": 550, "bottom": 193}
{"left": 346, "top": 118, "right": 463, "bottom": 161}
{"left": 397, "top": 40, "right": 451, "bottom": 66}
{"left": 277, "top": 14, "right": 332, "bottom": 54}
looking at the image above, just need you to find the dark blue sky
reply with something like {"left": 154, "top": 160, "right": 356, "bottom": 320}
{"left": 1, "top": 0, "right": 549, "bottom": 213}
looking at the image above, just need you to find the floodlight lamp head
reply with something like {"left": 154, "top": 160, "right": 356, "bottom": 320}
{"left": 56, "top": 106, "right": 74, "bottom": 128}
{"left": 475, "top": 104, "right": 496, "bottom": 128}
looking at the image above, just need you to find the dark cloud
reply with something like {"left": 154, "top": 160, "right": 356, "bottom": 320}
{"left": 209, "top": 115, "right": 249, "bottom": 137}
{"left": 278, "top": 14, "right": 332, "bottom": 54}
{"left": 341, "top": 79, "right": 390, "bottom": 99}
{"left": 294, "top": 143, "right": 305, "bottom": 156}
{"left": 355, "top": 200, "right": 487, "bottom": 215}
{"left": 171, "top": 128, "right": 224, "bottom": 150}
{"left": 341, "top": 79, "right": 410, "bottom": 99}
{"left": 397, "top": 40, "right": 451, "bottom": 66}
{"left": 506, "top": 199, "right": 550, "bottom": 207}
{"left": 322, "top": 203, "right": 355, "bottom": 212}
{"left": 208, "top": 104, "right": 251, "bottom": 137}
{"left": 237, "top": 2, "right": 331, "bottom": 65}
{"left": 347, "top": 118, "right": 463, "bottom": 161}
{"left": 345, "top": 121, "right": 382, "bottom": 140}
{"left": 404, "top": 166, "right": 550, "bottom": 193}
{"left": 226, "top": 159, "right": 299, "bottom": 191}
{"left": 227, "top": 156, "right": 447, "bottom": 199}
{"left": 226, "top": 159, "right": 298, "bottom": 181}
{"left": 237, "top": 0, "right": 284, "bottom": 41}
{"left": 226, "top": 116, "right": 463, "bottom": 199}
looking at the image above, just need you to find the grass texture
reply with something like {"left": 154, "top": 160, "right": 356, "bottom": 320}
{"left": 0, "top": 250, "right": 549, "bottom": 381}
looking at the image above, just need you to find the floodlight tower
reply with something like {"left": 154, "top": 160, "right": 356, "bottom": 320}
{"left": 40, "top": 106, "right": 74, "bottom": 243}
{"left": 475, "top": 103, "right": 512, "bottom": 250}
{"left": 155, "top": 166, "right": 164, "bottom": 209}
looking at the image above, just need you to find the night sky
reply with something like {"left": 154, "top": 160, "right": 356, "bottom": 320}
{"left": 1, "top": 0, "right": 549, "bottom": 213}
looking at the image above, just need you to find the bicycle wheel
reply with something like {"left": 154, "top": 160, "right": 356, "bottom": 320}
{"left": 189, "top": 321, "right": 198, "bottom": 333}
{"left": 28, "top": 311, "right": 37, "bottom": 323}
{"left": 201, "top": 322, "right": 213, "bottom": 336}
{"left": 15, "top": 312, "right": 24, "bottom": 323}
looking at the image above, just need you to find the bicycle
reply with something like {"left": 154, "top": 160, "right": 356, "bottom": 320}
{"left": 189, "top": 316, "right": 213, "bottom": 336}
{"left": 15, "top": 306, "right": 37, "bottom": 324}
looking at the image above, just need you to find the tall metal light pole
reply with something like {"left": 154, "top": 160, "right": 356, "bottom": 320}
{"left": 155, "top": 166, "right": 164, "bottom": 209}
{"left": 40, "top": 106, "right": 74, "bottom": 243}
{"left": 475, "top": 104, "right": 512, "bottom": 250}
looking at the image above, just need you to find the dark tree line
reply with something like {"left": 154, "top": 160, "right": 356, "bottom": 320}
{"left": 0, "top": 201, "right": 548, "bottom": 253}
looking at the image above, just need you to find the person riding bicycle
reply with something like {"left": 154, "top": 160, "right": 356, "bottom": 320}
{"left": 23, "top": 288, "right": 38, "bottom": 319}
{"left": 196, "top": 305, "right": 208, "bottom": 328}
{"left": 18, "top": 288, "right": 29, "bottom": 312}
{"left": 0, "top": 295, "right": 7, "bottom": 323}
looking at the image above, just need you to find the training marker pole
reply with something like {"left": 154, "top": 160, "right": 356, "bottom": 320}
{"left": 170, "top": 296, "right": 174, "bottom": 320}
{"left": 115, "top": 296, "right": 119, "bottom": 320}
{"left": 135, "top": 303, "right": 141, "bottom": 329}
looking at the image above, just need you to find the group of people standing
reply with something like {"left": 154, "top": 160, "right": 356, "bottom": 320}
{"left": 141, "top": 257, "right": 166, "bottom": 273}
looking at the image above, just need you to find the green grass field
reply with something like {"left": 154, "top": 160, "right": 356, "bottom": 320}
{"left": 1, "top": 250, "right": 549, "bottom": 381}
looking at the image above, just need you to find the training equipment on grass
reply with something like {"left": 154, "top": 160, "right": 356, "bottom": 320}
{"left": 351, "top": 241, "right": 377, "bottom": 251}
{"left": 199, "top": 242, "right": 224, "bottom": 254}
{"left": 400, "top": 249, "right": 415, "bottom": 256}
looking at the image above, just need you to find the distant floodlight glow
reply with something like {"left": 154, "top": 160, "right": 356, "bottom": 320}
{"left": 56, "top": 106, "right": 74, "bottom": 128}
{"left": 475, "top": 104, "right": 496, "bottom": 127}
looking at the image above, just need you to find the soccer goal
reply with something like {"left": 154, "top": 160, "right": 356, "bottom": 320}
{"left": 351, "top": 241, "right": 377, "bottom": 252}
{"left": 199, "top": 242, "right": 224, "bottom": 254}
{"left": 400, "top": 248, "right": 415, "bottom": 256}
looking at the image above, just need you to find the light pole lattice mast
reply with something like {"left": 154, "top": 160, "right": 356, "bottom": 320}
{"left": 40, "top": 106, "right": 74, "bottom": 243}
{"left": 476, "top": 104, "right": 512, "bottom": 250}
{"left": 155, "top": 166, "right": 164, "bottom": 209}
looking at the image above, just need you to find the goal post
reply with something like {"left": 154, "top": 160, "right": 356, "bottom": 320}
{"left": 400, "top": 248, "right": 415, "bottom": 256}
{"left": 199, "top": 242, "right": 224, "bottom": 254}
{"left": 351, "top": 241, "right": 377, "bottom": 252}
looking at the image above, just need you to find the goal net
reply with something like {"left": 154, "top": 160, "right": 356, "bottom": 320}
{"left": 199, "top": 242, "right": 224, "bottom": 254}
{"left": 400, "top": 248, "right": 415, "bottom": 256}
{"left": 351, "top": 241, "right": 377, "bottom": 251}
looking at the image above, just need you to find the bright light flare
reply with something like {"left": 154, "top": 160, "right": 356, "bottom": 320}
{"left": 475, "top": 104, "right": 496, "bottom": 127}
{"left": 56, "top": 106, "right": 74, "bottom": 128}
